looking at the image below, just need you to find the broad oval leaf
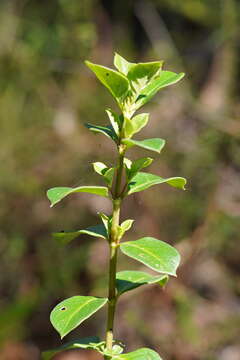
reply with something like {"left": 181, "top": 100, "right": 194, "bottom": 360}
{"left": 85, "top": 61, "right": 129, "bottom": 101}
{"left": 120, "top": 237, "right": 180, "bottom": 276}
{"left": 116, "top": 270, "right": 168, "bottom": 296}
{"left": 135, "top": 71, "right": 185, "bottom": 109}
{"left": 50, "top": 296, "right": 108, "bottom": 339}
{"left": 42, "top": 336, "right": 101, "bottom": 360}
{"left": 113, "top": 348, "right": 162, "bottom": 360}
{"left": 53, "top": 224, "right": 108, "bottom": 245}
{"left": 122, "top": 138, "right": 165, "bottom": 153}
{"left": 128, "top": 62, "right": 163, "bottom": 92}
{"left": 127, "top": 172, "right": 186, "bottom": 195}
{"left": 47, "top": 186, "right": 108, "bottom": 207}
{"left": 85, "top": 123, "right": 118, "bottom": 142}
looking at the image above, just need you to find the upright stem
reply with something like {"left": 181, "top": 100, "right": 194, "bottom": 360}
{"left": 105, "top": 144, "right": 126, "bottom": 355}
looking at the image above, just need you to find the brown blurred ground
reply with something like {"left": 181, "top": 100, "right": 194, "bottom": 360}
{"left": 0, "top": 0, "right": 240, "bottom": 359}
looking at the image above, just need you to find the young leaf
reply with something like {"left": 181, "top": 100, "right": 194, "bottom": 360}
{"left": 106, "top": 109, "right": 121, "bottom": 135}
{"left": 50, "top": 296, "right": 108, "bottom": 339}
{"left": 127, "top": 157, "right": 153, "bottom": 180}
{"left": 116, "top": 270, "right": 168, "bottom": 296}
{"left": 135, "top": 71, "right": 185, "bottom": 109}
{"left": 114, "top": 53, "right": 134, "bottom": 75}
{"left": 130, "top": 113, "right": 149, "bottom": 135}
{"left": 123, "top": 117, "right": 135, "bottom": 139}
{"left": 128, "top": 62, "right": 163, "bottom": 92}
{"left": 98, "top": 212, "right": 111, "bottom": 236}
{"left": 112, "top": 348, "right": 162, "bottom": 360}
{"left": 53, "top": 224, "right": 108, "bottom": 245}
{"left": 122, "top": 138, "right": 165, "bottom": 153}
{"left": 85, "top": 123, "right": 118, "bottom": 142}
{"left": 47, "top": 186, "right": 109, "bottom": 207}
{"left": 85, "top": 61, "right": 130, "bottom": 101}
{"left": 93, "top": 162, "right": 115, "bottom": 186}
{"left": 127, "top": 172, "right": 186, "bottom": 195}
{"left": 117, "top": 219, "right": 134, "bottom": 239}
{"left": 42, "top": 336, "right": 101, "bottom": 360}
{"left": 120, "top": 237, "right": 180, "bottom": 276}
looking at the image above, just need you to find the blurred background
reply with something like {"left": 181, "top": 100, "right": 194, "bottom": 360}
{"left": 0, "top": 0, "right": 240, "bottom": 359}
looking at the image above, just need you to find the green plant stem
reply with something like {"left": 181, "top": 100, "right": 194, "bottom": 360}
{"left": 105, "top": 144, "right": 126, "bottom": 356}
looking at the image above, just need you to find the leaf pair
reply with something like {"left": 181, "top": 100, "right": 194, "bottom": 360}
{"left": 43, "top": 341, "right": 162, "bottom": 360}
{"left": 86, "top": 53, "right": 184, "bottom": 114}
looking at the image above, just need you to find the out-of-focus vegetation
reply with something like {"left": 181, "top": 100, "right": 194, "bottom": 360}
{"left": 0, "top": 0, "right": 239, "bottom": 359}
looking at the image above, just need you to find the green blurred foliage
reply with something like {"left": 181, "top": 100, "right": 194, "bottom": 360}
{"left": 0, "top": 0, "right": 240, "bottom": 359}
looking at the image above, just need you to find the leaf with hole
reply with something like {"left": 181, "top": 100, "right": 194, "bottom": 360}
{"left": 127, "top": 172, "right": 186, "bottom": 195}
{"left": 135, "top": 71, "right": 185, "bottom": 109}
{"left": 50, "top": 296, "right": 108, "bottom": 339}
{"left": 53, "top": 224, "right": 108, "bottom": 245}
{"left": 42, "top": 336, "right": 101, "bottom": 360}
{"left": 85, "top": 123, "right": 118, "bottom": 142}
{"left": 120, "top": 237, "right": 180, "bottom": 276}
{"left": 85, "top": 61, "right": 130, "bottom": 102}
{"left": 116, "top": 271, "right": 168, "bottom": 296}
{"left": 112, "top": 348, "right": 162, "bottom": 360}
{"left": 122, "top": 138, "right": 165, "bottom": 153}
{"left": 47, "top": 186, "right": 109, "bottom": 207}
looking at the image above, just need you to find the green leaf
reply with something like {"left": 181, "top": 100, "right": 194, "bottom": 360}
{"left": 50, "top": 296, "right": 108, "bottom": 339}
{"left": 116, "top": 271, "right": 168, "bottom": 296}
{"left": 127, "top": 157, "right": 153, "bottom": 180}
{"left": 85, "top": 123, "right": 118, "bottom": 142}
{"left": 53, "top": 224, "right": 108, "bottom": 245}
{"left": 106, "top": 108, "right": 121, "bottom": 135}
{"left": 42, "top": 336, "right": 101, "bottom": 360}
{"left": 120, "top": 237, "right": 180, "bottom": 276}
{"left": 85, "top": 61, "right": 130, "bottom": 101}
{"left": 47, "top": 186, "right": 108, "bottom": 207}
{"left": 93, "top": 162, "right": 108, "bottom": 175}
{"left": 123, "top": 117, "right": 135, "bottom": 139}
{"left": 135, "top": 71, "right": 185, "bottom": 109}
{"left": 117, "top": 219, "right": 134, "bottom": 239}
{"left": 113, "top": 348, "right": 162, "bottom": 360}
{"left": 122, "top": 138, "right": 165, "bottom": 153}
{"left": 128, "top": 62, "right": 163, "bottom": 92}
{"left": 127, "top": 172, "right": 186, "bottom": 195}
{"left": 98, "top": 212, "right": 111, "bottom": 236}
{"left": 114, "top": 53, "right": 134, "bottom": 75}
{"left": 130, "top": 113, "right": 149, "bottom": 135}
{"left": 93, "top": 162, "right": 115, "bottom": 186}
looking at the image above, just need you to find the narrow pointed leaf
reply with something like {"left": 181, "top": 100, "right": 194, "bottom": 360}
{"left": 50, "top": 296, "right": 107, "bottom": 339}
{"left": 98, "top": 212, "right": 111, "bottom": 236}
{"left": 116, "top": 271, "right": 168, "bottom": 295}
{"left": 93, "top": 162, "right": 115, "bottom": 186}
{"left": 114, "top": 53, "right": 134, "bottom": 75}
{"left": 122, "top": 138, "right": 165, "bottom": 153}
{"left": 128, "top": 157, "right": 153, "bottom": 180}
{"left": 106, "top": 109, "right": 121, "bottom": 135}
{"left": 120, "top": 237, "right": 180, "bottom": 276}
{"left": 85, "top": 123, "right": 118, "bottom": 142}
{"left": 47, "top": 186, "right": 108, "bottom": 207}
{"left": 53, "top": 224, "right": 108, "bottom": 245}
{"left": 135, "top": 71, "right": 185, "bottom": 109}
{"left": 113, "top": 348, "right": 162, "bottom": 360}
{"left": 85, "top": 61, "right": 129, "bottom": 101}
{"left": 127, "top": 172, "right": 186, "bottom": 195}
{"left": 42, "top": 336, "right": 101, "bottom": 360}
